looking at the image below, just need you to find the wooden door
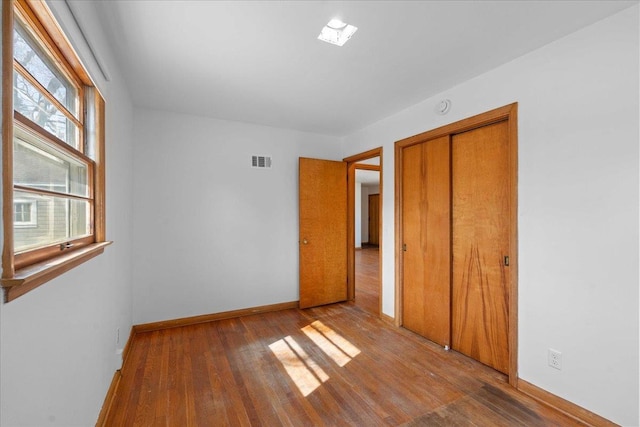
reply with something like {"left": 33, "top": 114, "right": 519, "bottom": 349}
{"left": 452, "top": 121, "right": 510, "bottom": 374}
{"left": 401, "top": 136, "right": 451, "bottom": 347}
{"left": 368, "top": 194, "right": 380, "bottom": 246}
{"left": 299, "top": 158, "right": 348, "bottom": 309}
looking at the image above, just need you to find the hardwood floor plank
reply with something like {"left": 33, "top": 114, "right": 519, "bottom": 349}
{"left": 190, "top": 325, "right": 220, "bottom": 423}
{"left": 472, "top": 383, "right": 549, "bottom": 425}
{"left": 218, "top": 318, "right": 269, "bottom": 426}
{"left": 111, "top": 330, "right": 152, "bottom": 426}
{"left": 153, "top": 330, "right": 170, "bottom": 422}
{"left": 205, "top": 325, "right": 252, "bottom": 426}
{"left": 354, "top": 247, "right": 379, "bottom": 316}
{"left": 167, "top": 331, "right": 185, "bottom": 424}
{"left": 405, "top": 400, "right": 479, "bottom": 427}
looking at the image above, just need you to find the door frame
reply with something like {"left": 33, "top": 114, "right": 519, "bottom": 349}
{"left": 343, "top": 147, "right": 383, "bottom": 316}
{"left": 394, "top": 103, "right": 518, "bottom": 385}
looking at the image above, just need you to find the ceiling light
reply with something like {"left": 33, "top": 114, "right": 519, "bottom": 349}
{"left": 327, "top": 19, "right": 347, "bottom": 30}
{"left": 318, "top": 18, "right": 357, "bottom": 47}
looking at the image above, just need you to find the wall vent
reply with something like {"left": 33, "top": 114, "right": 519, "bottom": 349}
{"left": 251, "top": 155, "right": 272, "bottom": 169}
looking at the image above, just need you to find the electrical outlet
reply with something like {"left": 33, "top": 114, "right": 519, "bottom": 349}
{"left": 548, "top": 348, "right": 562, "bottom": 370}
{"left": 115, "top": 348, "right": 124, "bottom": 370}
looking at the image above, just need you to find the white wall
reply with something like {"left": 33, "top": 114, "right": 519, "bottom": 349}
{"left": 0, "top": 2, "right": 135, "bottom": 426}
{"left": 131, "top": 109, "right": 342, "bottom": 324}
{"left": 341, "top": 6, "right": 639, "bottom": 425}
{"left": 355, "top": 181, "right": 362, "bottom": 248}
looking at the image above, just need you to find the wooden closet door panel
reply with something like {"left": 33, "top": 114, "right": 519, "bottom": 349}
{"left": 452, "top": 121, "right": 510, "bottom": 374}
{"left": 402, "top": 136, "right": 450, "bottom": 346}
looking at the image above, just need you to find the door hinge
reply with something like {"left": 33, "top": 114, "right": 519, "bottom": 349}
{"left": 504, "top": 256, "right": 510, "bottom": 266}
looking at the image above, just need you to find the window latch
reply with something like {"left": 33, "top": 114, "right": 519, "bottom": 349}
{"left": 59, "top": 242, "right": 74, "bottom": 251}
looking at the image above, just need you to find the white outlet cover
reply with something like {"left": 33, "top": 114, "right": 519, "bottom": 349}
{"left": 548, "top": 348, "right": 562, "bottom": 370}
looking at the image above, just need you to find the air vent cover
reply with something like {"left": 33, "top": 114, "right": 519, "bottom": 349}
{"left": 251, "top": 155, "right": 272, "bottom": 169}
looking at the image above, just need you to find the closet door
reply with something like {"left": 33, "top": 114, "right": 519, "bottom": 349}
{"left": 402, "top": 136, "right": 450, "bottom": 347}
{"left": 451, "top": 121, "right": 510, "bottom": 374}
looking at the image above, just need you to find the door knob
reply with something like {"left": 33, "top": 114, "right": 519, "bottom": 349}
{"left": 302, "top": 239, "right": 309, "bottom": 245}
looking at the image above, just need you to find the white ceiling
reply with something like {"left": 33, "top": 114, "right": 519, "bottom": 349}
{"left": 94, "top": 1, "right": 636, "bottom": 136}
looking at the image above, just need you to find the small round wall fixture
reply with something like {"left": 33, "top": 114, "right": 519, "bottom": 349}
{"left": 435, "top": 99, "right": 452, "bottom": 115}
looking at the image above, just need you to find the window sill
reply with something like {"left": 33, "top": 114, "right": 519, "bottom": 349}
{"left": 1, "top": 241, "right": 112, "bottom": 302}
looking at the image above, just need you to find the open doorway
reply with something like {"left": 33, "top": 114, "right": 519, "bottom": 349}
{"left": 354, "top": 162, "right": 380, "bottom": 316}
{"left": 340, "top": 147, "right": 382, "bottom": 317}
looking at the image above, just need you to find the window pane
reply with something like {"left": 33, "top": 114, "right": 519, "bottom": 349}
{"left": 14, "top": 200, "right": 36, "bottom": 227}
{"left": 13, "top": 22, "right": 77, "bottom": 117}
{"left": 14, "top": 126, "right": 88, "bottom": 197}
{"left": 14, "top": 191, "right": 90, "bottom": 253}
{"left": 14, "top": 73, "right": 79, "bottom": 149}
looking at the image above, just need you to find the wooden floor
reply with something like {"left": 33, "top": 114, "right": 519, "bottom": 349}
{"left": 106, "top": 305, "right": 584, "bottom": 425}
{"left": 354, "top": 247, "right": 380, "bottom": 316}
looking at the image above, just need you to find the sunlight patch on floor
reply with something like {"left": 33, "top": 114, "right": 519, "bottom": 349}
{"left": 269, "top": 336, "right": 329, "bottom": 397}
{"left": 270, "top": 321, "right": 361, "bottom": 396}
{"left": 301, "top": 320, "right": 360, "bottom": 367}
{"left": 310, "top": 320, "right": 361, "bottom": 358}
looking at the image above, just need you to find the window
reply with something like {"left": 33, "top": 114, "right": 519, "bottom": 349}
{"left": 1, "top": 0, "right": 110, "bottom": 302}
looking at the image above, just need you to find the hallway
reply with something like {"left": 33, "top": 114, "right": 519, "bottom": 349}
{"left": 354, "top": 246, "right": 380, "bottom": 316}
